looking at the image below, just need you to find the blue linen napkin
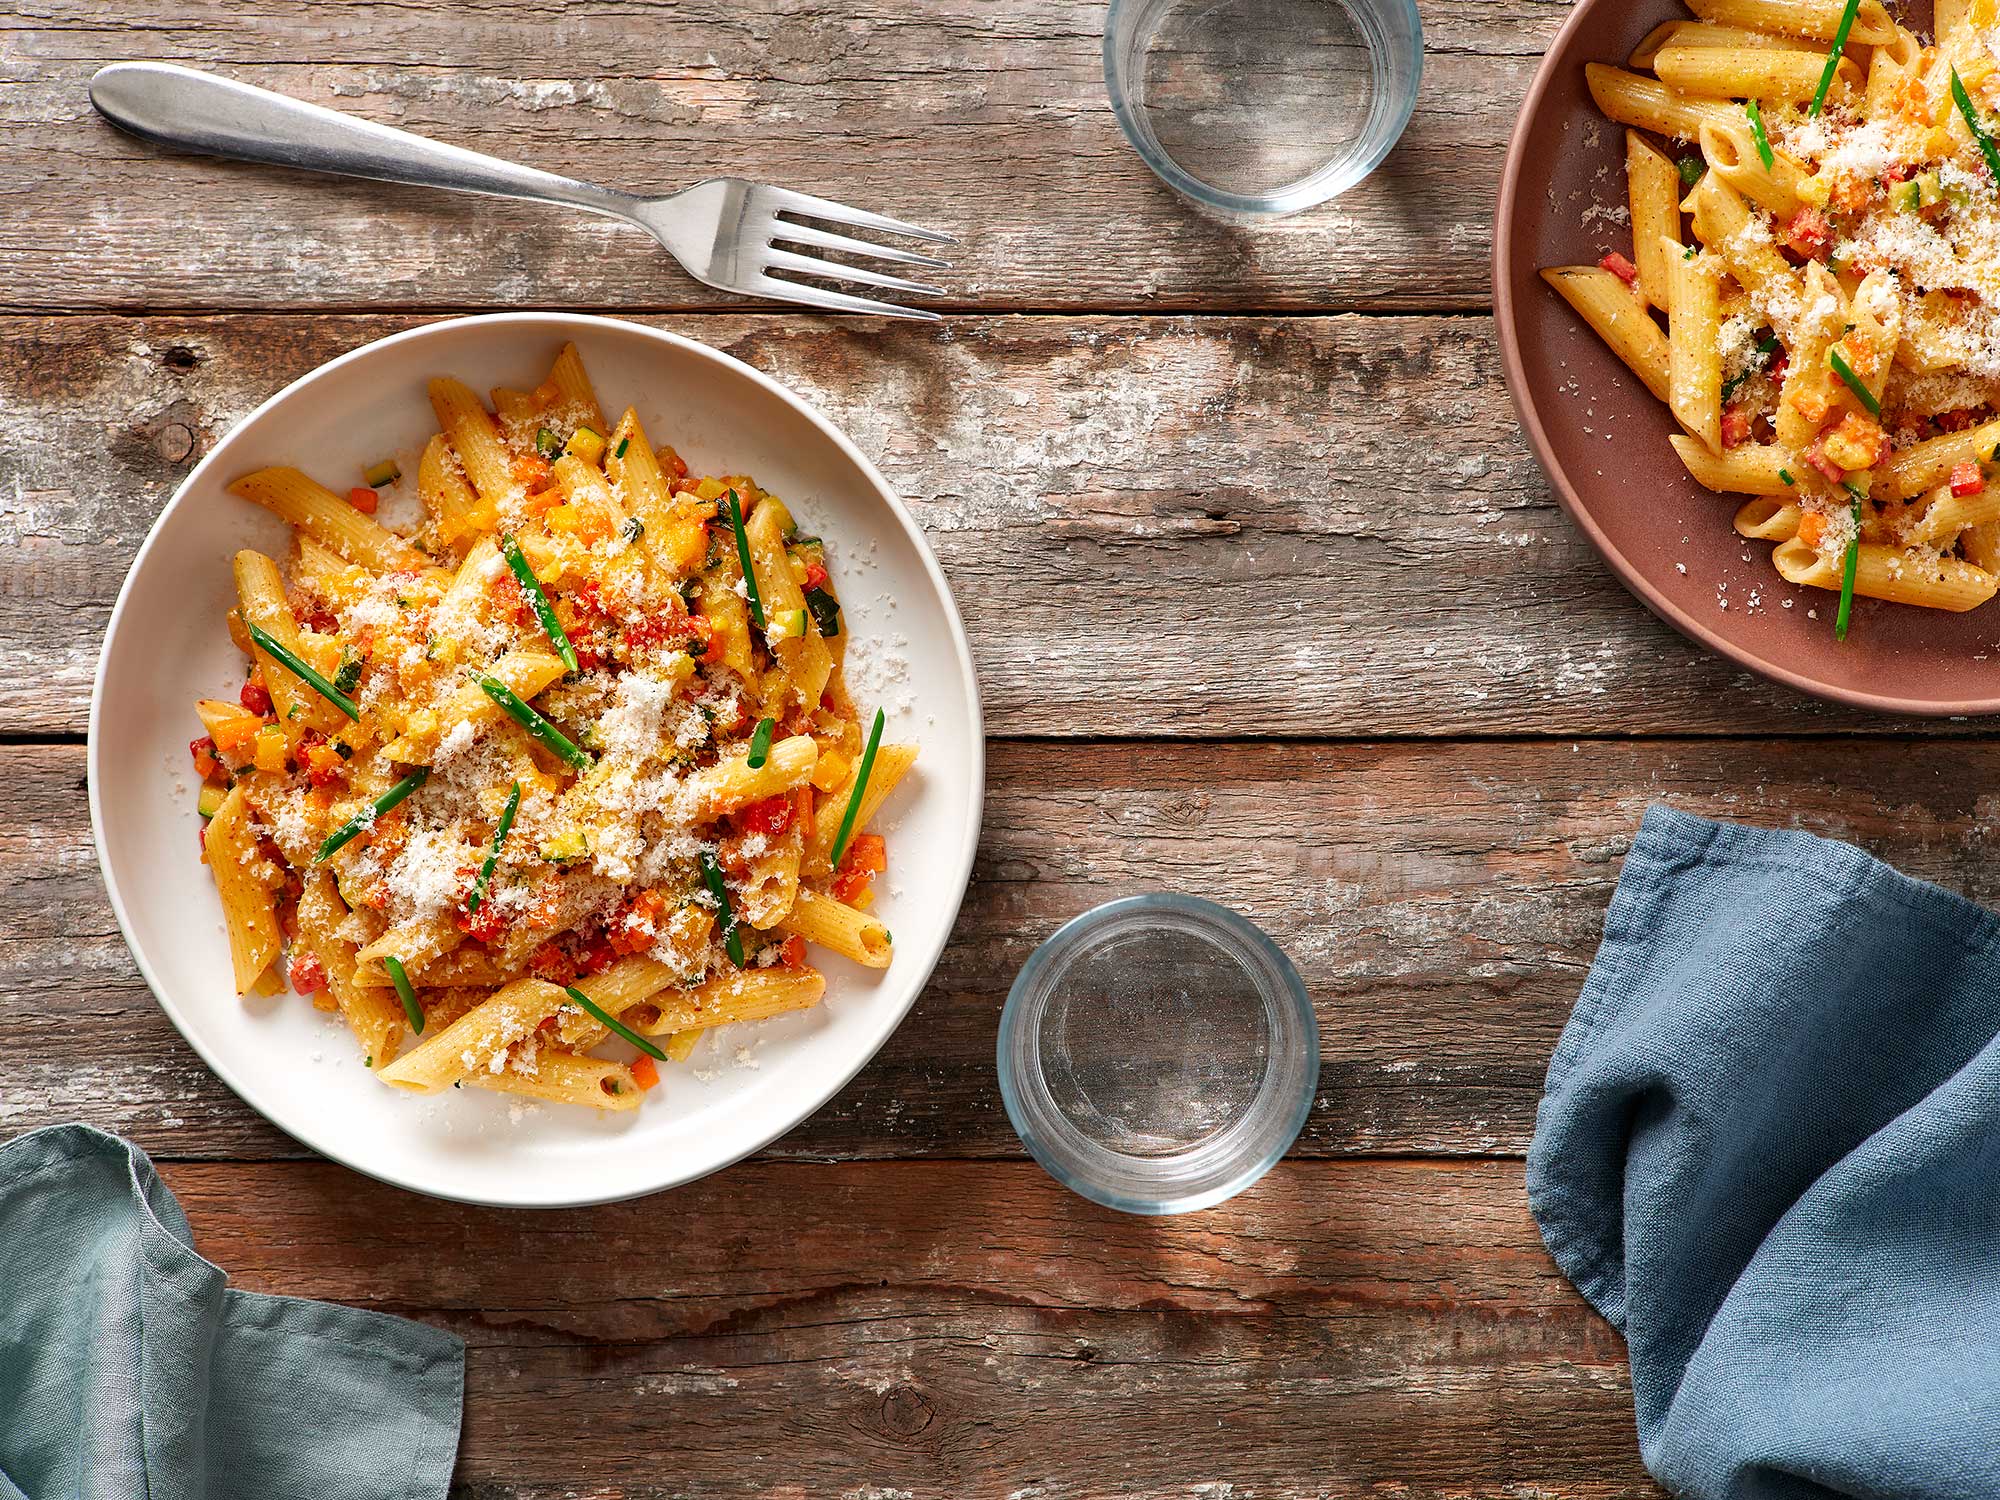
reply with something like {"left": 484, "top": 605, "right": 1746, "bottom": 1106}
{"left": 1528, "top": 805, "right": 2000, "bottom": 1500}
{"left": 0, "top": 1123, "right": 464, "bottom": 1500}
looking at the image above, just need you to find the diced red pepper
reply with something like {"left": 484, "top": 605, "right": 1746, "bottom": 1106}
{"left": 457, "top": 901, "right": 506, "bottom": 943}
{"left": 239, "top": 674, "right": 272, "bottom": 716}
{"left": 528, "top": 941, "right": 577, "bottom": 986}
{"left": 189, "top": 736, "right": 221, "bottom": 780}
{"left": 1720, "top": 407, "right": 1753, "bottom": 450}
{"left": 289, "top": 953, "right": 329, "bottom": 995}
{"left": 778, "top": 934, "right": 807, "bottom": 968}
{"left": 347, "top": 486, "right": 379, "bottom": 514}
{"left": 1952, "top": 460, "right": 1986, "bottom": 497}
{"left": 579, "top": 936, "right": 620, "bottom": 976}
{"left": 1938, "top": 407, "right": 1982, "bottom": 433}
{"left": 803, "top": 561, "right": 829, "bottom": 592}
{"left": 660, "top": 447, "right": 690, "bottom": 481}
{"left": 737, "top": 795, "right": 795, "bottom": 839}
{"left": 832, "top": 865, "right": 872, "bottom": 903}
{"left": 1599, "top": 251, "right": 1640, "bottom": 288}
{"left": 630, "top": 1055, "right": 661, "bottom": 1091}
{"left": 1781, "top": 207, "right": 1832, "bottom": 260}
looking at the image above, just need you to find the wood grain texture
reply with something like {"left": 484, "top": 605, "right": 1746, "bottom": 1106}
{"left": 3, "top": 0, "right": 1563, "bottom": 314}
{"left": 155, "top": 1156, "right": 1659, "bottom": 1499}
{"left": 19, "top": 736, "right": 2000, "bottom": 1162}
{"left": 0, "top": 311, "right": 1959, "bottom": 739}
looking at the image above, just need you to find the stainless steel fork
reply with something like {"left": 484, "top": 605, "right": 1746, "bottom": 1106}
{"left": 89, "top": 62, "right": 953, "bottom": 320}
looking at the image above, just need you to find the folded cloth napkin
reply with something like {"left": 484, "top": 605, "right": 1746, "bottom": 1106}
{"left": 1528, "top": 805, "right": 2000, "bottom": 1500}
{"left": 0, "top": 1124, "right": 463, "bottom": 1500}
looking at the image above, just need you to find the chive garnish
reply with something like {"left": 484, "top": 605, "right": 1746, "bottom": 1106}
{"left": 725, "top": 489, "right": 766, "bottom": 630}
{"left": 499, "top": 534, "right": 578, "bottom": 672}
{"left": 1810, "top": 0, "right": 1861, "bottom": 117}
{"left": 563, "top": 985, "right": 668, "bottom": 1061}
{"left": 246, "top": 620, "right": 359, "bottom": 721}
{"left": 383, "top": 955, "right": 424, "bottom": 1034}
{"left": 1745, "top": 99, "right": 1774, "bottom": 170}
{"left": 1836, "top": 496, "right": 1862, "bottom": 640}
{"left": 475, "top": 675, "right": 590, "bottom": 769}
{"left": 1951, "top": 68, "right": 2000, "bottom": 187}
{"left": 1827, "top": 347, "right": 1882, "bottom": 416}
{"left": 1676, "top": 154, "right": 1703, "bottom": 187}
{"left": 747, "top": 717, "right": 776, "bottom": 769}
{"left": 614, "top": 436, "right": 629, "bottom": 459}
{"left": 1779, "top": 467, "right": 1796, "bottom": 485}
{"left": 467, "top": 780, "right": 521, "bottom": 914}
{"left": 699, "top": 851, "right": 745, "bottom": 967}
{"left": 315, "top": 768, "right": 429, "bottom": 862}
{"left": 829, "top": 708, "right": 886, "bottom": 870}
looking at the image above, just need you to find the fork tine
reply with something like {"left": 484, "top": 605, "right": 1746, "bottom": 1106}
{"left": 768, "top": 220, "right": 952, "bottom": 271}
{"left": 763, "top": 249, "right": 945, "bottom": 299}
{"left": 750, "top": 274, "right": 943, "bottom": 321}
{"left": 764, "top": 187, "right": 956, "bottom": 245}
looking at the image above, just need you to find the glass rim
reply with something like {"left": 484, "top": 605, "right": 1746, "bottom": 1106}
{"left": 996, "top": 892, "right": 1320, "bottom": 1215}
{"left": 1100, "top": 0, "right": 1424, "bottom": 217}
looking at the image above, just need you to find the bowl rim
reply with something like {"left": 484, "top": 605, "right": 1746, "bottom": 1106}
{"left": 86, "top": 310, "right": 987, "bottom": 1207}
{"left": 1491, "top": 0, "right": 1991, "bottom": 719}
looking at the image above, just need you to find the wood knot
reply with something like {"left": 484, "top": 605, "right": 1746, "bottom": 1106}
{"left": 153, "top": 423, "right": 195, "bottom": 465}
{"left": 869, "top": 1383, "right": 936, "bottom": 1443}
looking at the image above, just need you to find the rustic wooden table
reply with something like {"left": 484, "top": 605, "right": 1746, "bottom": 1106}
{"left": 13, "top": 1, "right": 1990, "bottom": 1494}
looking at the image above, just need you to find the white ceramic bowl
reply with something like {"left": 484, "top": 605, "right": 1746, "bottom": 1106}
{"left": 89, "top": 313, "right": 985, "bottom": 1207}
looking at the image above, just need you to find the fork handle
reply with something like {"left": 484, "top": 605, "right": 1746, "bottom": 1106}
{"left": 90, "top": 62, "right": 634, "bottom": 219}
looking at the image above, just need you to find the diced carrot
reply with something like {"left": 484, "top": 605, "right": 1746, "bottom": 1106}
{"left": 1797, "top": 511, "right": 1827, "bottom": 549}
{"left": 630, "top": 1055, "right": 660, "bottom": 1091}
{"left": 532, "top": 379, "right": 561, "bottom": 406}
{"left": 512, "top": 454, "right": 553, "bottom": 490}
{"left": 210, "top": 710, "right": 263, "bottom": 754}
{"left": 347, "top": 486, "right": 379, "bottom": 514}
{"left": 778, "top": 934, "right": 807, "bottom": 968}
{"left": 844, "top": 833, "right": 887, "bottom": 874}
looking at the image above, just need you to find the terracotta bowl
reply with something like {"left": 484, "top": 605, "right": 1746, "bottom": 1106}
{"left": 1492, "top": 0, "right": 1998, "bottom": 715}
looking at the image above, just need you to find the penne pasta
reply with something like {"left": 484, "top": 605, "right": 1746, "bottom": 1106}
{"left": 229, "top": 467, "right": 430, "bottom": 572}
{"left": 194, "top": 344, "right": 915, "bottom": 1111}
{"left": 1541, "top": 267, "right": 1673, "bottom": 404}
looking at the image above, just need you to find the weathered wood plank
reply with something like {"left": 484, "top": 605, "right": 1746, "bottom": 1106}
{"left": 155, "top": 1156, "right": 1658, "bottom": 1499}
{"left": 0, "top": 311, "right": 1964, "bottom": 738}
{"left": 15, "top": 736, "right": 2000, "bottom": 1161}
{"left": 2, "top": 0, "right": 1562, "bottom": 314}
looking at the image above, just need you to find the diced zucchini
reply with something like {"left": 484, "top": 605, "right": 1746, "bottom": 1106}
{"left": 363, "top": 458, "right": 402, "bottom": 487}
{"left": 540, "top": 828, "right": 589, "bottom": 864}
{"left": 770, "top": 607, "right": 809, "bottom": 642}
{"left": 196, "top": 782, "right": 226, "bottom": 819}
{"left": 804, "top": 586, "right": 842, "bottom": 639}
{"left": 565, "top": 426, "right": 606, "bottom": 466}
{"left": 535, "top": 426, "right": 562, "bottom": 459}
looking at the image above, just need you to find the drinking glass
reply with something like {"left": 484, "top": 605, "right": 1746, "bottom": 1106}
{"left": 997, "top": 894, "right": 1319, "bottom": 1214}
{"left": 1103, "top": 0, "right": 1423, "bottom": 217}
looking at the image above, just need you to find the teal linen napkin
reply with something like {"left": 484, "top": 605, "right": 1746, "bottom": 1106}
{"left": 1530, "top": 807, "right": 2000, "bottom": 1498}
{"left": 0, "top": 1124, "right": 464, "bottom": 1500}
